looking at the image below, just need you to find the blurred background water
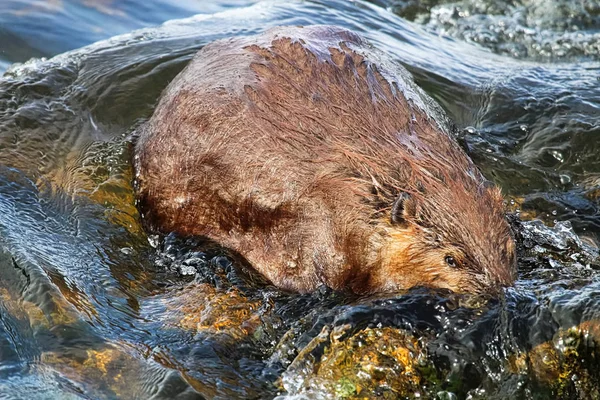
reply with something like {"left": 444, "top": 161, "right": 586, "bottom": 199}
{"left": 0, "top": 0, "right": 260, "bottom": 71}
{"left": 0, "top": 0, "right": 599, "bottom": 399}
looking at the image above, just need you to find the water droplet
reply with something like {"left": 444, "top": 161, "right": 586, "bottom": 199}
{"left": 550, "top": 150, "right": 564, "bottom": 163}
{"left": 179, "top": 264, "right": 196, "bottom": 275}
{"left": 148, "top": 234, "right": 159, "bottom": 248}
{"left": 559, "top": 174, "right": 571, "bottom": 184}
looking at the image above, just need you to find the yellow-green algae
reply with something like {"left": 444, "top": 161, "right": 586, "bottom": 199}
{"left": 162, "top": 283, "right": 265, "bottom": 338}
{"left": 510, "top": 320, "right": 600, "bottom": 398}
{"left": 281, "top": 325, "right": 432, "bottom": 399}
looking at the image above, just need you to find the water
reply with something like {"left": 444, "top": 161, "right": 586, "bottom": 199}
{"left": 0, "top": 0, "right": 599, "bottom": 398}
{"left": 0, "top": 0, "right": 258, "bottom": 70}
{"left": 380, "top": 0, "right": 600, "bottom": 61}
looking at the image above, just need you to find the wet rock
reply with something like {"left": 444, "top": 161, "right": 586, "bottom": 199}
{"left": 279, "top": 325, "right": 432, "bottom": 399}
{"left": 161, "top": 283, "right": 265, "bottom": 339}
{"left": 510, "top": 321, "right": 600, "bottom": 399}
{"left": 383, "top": 0, "right": 600, "bottom": 61}
{"left": 41, "top": 344, "right": 205, "bottom": 400}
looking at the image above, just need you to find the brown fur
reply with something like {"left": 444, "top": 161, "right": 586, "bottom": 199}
{"left": 134, "top": 25, "right": 517, "bottom": 294}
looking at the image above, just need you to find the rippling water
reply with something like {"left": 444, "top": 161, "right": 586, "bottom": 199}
{"left": 0, "top": 0, "right": 599, "bottom": 399}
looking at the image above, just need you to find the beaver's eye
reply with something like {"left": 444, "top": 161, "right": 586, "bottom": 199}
{"left": 444, "top": 255, "right": 457, "bottom": 268}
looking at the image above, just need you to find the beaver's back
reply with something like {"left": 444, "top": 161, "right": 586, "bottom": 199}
{"left": 135, "top": 26, "right": 515, "bottom": 293}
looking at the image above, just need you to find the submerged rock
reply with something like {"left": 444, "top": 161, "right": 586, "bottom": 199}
{"left": 279, "top": 325, "right": 429, "bottom": 399}
{"left": 511, "top": 321, "right": 600, "bottom": 399}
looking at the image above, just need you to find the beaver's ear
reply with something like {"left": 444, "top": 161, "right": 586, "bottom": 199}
{"left": 391, "top": 192, "right": 418, "bottom": 226}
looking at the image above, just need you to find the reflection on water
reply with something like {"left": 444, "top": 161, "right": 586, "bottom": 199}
{"left": 0, "top": 0, "right": 599, "bottom": 398}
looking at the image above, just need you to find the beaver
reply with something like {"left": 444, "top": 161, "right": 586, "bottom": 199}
{"left": 134, "top": 25, "right": 517, "bottom": 294}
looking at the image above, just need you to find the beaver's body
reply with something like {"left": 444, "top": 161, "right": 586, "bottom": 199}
{"left": 134, "top": 25, "right": 516, "bottom": 294}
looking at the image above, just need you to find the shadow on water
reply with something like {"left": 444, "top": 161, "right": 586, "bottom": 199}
{"left": 0, "top": 0, "right": 599, "bottom": 398}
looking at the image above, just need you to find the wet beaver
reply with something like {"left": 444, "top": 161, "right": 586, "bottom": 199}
{"left": 134, "top": 25, "right": 517, "bottom": 294}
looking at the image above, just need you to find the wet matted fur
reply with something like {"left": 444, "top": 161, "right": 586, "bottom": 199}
{"left": 134, "top": 25, "right": 516, "bottom": 294}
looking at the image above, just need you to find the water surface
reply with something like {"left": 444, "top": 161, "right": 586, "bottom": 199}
{"left": 0, "top": 0, "right": 599, "bottom": 399}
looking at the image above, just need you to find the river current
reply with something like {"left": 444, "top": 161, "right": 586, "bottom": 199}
{"left": 0, "top": 1, "right": 599, "bottom": 399}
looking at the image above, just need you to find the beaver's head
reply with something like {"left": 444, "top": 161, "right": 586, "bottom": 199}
{"left": 366, "top": 182, "right": 517, "bottom": 295}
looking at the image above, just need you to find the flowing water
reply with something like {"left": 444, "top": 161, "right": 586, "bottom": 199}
{"left": 0, "top": 0, "right": 599, "bottom": 399}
